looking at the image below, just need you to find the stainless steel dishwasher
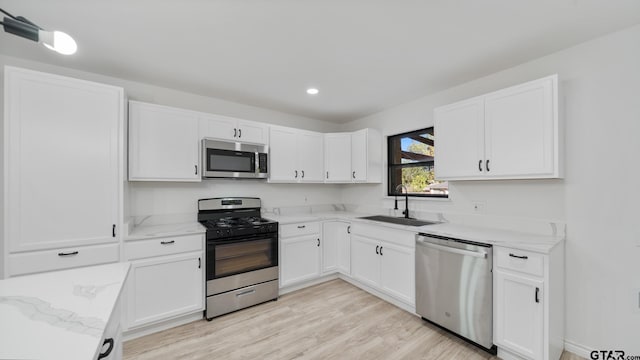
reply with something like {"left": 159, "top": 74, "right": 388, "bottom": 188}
{"left": 415, "top": 233, "right": 495, "bottom": 353}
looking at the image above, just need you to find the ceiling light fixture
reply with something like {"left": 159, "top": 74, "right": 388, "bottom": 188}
{"left": 306, "top": 88, "right": 319, "bottom": 95}
{"left": 0, "top": 8, "right": 77, "bottom": 55}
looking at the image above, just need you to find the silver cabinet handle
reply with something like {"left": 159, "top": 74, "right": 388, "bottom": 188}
{"left": 236, "top": 289, "right": 256, "bottom": 297}
{"left": 416, "top": 237, "right": 487, "bottom": 258}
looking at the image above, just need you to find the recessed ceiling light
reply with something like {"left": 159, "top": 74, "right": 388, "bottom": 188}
{"left": 306, "top": 88, "right": 319, "bottom": 95}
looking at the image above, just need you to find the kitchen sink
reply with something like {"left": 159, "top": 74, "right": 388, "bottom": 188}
{"left": 358, "top": 215, "right": 439, "bottom": 227}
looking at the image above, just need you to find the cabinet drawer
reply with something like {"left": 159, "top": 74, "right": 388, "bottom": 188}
{"left": 8, "top": 243, "right": 119, "bottom": 277}
{"left": 125, "top": 234, "right": 203, "bottom": 261}
{"left": 495, "top": 247, "right": 544, "bottom": 277}
{"left": 280, "top": 222, "right": 320, "bottom": 238}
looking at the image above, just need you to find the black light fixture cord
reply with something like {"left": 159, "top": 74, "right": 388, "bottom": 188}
{"left": 0, "top": 8, "right": 17, "bottom": 20}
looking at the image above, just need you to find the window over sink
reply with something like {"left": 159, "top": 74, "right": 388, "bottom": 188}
{"left": 387, "top": 127, "right": 448, "bottom": 198}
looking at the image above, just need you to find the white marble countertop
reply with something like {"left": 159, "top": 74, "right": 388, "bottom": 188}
{"left": 266, "top": 210, "right": 563, "bottom": 254}
{"left": 126, "top": 221, "right": 206, "bottom": 241}
{"left": 416, "top": 223, "right": 563, "bottom": 253}
{"left": 0, "top": 262, "right": 130, "bottom": 360}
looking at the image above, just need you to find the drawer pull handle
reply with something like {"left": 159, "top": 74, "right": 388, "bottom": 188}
{"left": 535, "top": 287, "right": 540, "bottom": 303}
{"left": 297, "top": 225, "right": 306, "bottom": 229}
{"left": 236, "top": 289, "right": 256, "bottom": 297}
{"left": 161, "top": 240, "right": 175, "bottom": 245}
{"left": 509, "top": 253, "right": 528, "bottom": 260}
{"left": 97, "top": 338, "right": 114, "bottom": 360}
{"left": 58, "top": 251, "right": 79, "bottom": 257}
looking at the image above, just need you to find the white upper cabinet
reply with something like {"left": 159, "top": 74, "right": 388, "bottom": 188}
{"left": 269, "top": 126, "right": 324, "bottom": 183}
{"left": 129, "top": 101, "right": 201, "bottom": 182}
{"left": 323, "top": 128, "right": 382, "bottom": 183}
{"left": 199, "top": 114, "right": 267, "bottom": 145}
{"left": 4, "top": 66, "right": 124, "bottom": 253}
{"left": 435, "top": 75, "right": 561, "bottom": 180}
{"left": 324, "top": 133, "right": 352, "bottom": 182}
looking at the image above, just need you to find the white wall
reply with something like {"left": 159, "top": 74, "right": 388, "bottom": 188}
{"left": 342, "top": 24, "right": 640, "bottom": 354}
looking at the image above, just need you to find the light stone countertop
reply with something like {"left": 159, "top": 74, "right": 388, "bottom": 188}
{"left": 265, "top": 210, "right": 563, "bottom": 254}
{"left": 125, "top": 213, "right": 206, "bottom": 241}
{"left": 0, "top": 262, "right": 130, "bottom": 360}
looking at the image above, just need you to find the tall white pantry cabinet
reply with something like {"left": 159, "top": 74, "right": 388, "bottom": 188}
{"left": 2, "top": 66, "right": 125, "bottom": 278}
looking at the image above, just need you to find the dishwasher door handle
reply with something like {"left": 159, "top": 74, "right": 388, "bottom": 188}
{"left": 416, "top": 237, "right": 487, "bottom": 258}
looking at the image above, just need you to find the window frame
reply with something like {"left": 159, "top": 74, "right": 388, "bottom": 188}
{"left": 387, "top": 127, "right": 448, "bottom": 198}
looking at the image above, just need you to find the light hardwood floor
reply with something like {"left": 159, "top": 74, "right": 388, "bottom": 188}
{"left": 124, "top": 279, "right": 583, "bottom": 360}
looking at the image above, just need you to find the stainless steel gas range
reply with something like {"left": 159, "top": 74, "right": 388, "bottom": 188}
{"left": 198, "top": 197, "right": 278, "bottom": 320}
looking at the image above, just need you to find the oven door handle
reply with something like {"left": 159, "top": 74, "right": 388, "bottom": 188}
{"left": 236, "top": 288, "right": 256, "bottom": 297}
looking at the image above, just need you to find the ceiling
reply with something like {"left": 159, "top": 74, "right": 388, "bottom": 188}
{"left": 1, "top": 1, "right": 640, "bottom": 123}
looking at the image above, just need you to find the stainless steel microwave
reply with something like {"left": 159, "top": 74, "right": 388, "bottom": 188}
{"left": 202, "top": 139, "right": 268, "bottom": 179}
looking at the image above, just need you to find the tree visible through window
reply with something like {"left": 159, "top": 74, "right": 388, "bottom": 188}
{"left": 388, "top": 128, "right": 448, "bottom": 197}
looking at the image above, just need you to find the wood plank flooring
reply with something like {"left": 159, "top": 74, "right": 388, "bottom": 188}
{"left": 124, "top": 279, "right": 584, "bottom": 360}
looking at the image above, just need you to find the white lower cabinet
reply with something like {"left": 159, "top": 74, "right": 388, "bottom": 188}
{"left": 279, "top": 222, "right": 321, "bottom": 287}
{"left": 98, "top": 298, "right": 122, "bottom": 360}
{"left": 493, "top": 245, "right": 564, "bottom": 360}
{"left": 350, "top": 224, "right": 415, "bottom": 306}
{"left": 124, "top": 235, "right": 204, "bottom": 330}
{"left": 321, "top": 221, "right": 351, "bottom": 275}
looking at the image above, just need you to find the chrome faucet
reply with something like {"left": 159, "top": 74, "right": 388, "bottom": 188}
{"left": 395, "top": 184, "right": 410, "bottom": 219}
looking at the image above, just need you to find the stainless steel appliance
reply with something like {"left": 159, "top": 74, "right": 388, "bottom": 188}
{"left": 202, "top": 139, "right": 268, "bottom": 179}
{"left": 415, "top": 233, "right": 496, "bottom": 353}
{"left": 198, "top": 197, "right": 278, "bottom": 319}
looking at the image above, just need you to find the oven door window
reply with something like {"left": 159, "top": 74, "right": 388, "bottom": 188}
{"left": 207, "top": 149, "right": 255, "bottom": 173}
{"left": 213, "top": 238, "right": 275, "bottom": 278}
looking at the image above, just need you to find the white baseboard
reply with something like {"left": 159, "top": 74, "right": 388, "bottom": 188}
{"left": 123, "top": 311, "right": 203, "bottom": 341}
{"left": 564, "top": 339, "right": 592, "bottom": 359}
{"left": 279, "top": 273, "right": 339, "bottom": 295}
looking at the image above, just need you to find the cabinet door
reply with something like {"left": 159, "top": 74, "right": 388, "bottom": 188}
{"left": 237, "top": 120, "right": 268, "bottom": 145}
{"left": 484, "top": 76, "right": 556, "bottom": 178}
{"left": 199, "top": 114, "right": 236, "bottom": 141}
{"left": 5, "top": 68, "right": 123, "bottom": 253}
{"left": 297, "top": 131, "right": 324, "bottom": 182}
{"left": 126, "top": 252, "right": 203, "bottom": 329}
{"left": 379, "top": 241, "right": 415, "bottom": 305}
{"left": 350, "top": 235, "right": 380, "bottom": 288}
{"left": 494, "top": 271, "right": 544, "bottom": 360}
{"left": 129, "top": 102, "right": 200, "bottom": 181}
{"left": 434, "top": 97, "right": 485, "bottom": 179}
{"left": 351, "top": 129, "right": 367, "bottom": 182}
{"left": 269, "top": 127, "right": 298, "bottom": 182}
{"left": 280, "top": 235, "right": 321, "bottom": 287}
{"left": 338, "top": 223, "right": 352, "bottom": 275}
{"left": 321, "top": 223, "right": 339, "bottom": 274}
{"left": 324, "top": 133, "right": 352, "bottom": 182}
